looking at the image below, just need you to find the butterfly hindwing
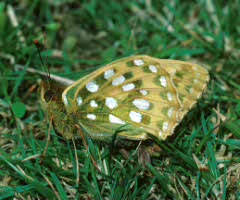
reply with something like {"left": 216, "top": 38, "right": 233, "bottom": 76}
{"left": 62, "top": 55, "right": 209, "bottom": 140}
{"left": 158, "top": 60, "right": 210, "bottom": 119}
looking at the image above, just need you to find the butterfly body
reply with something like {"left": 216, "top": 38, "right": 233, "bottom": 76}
{"left": 40, "top": 55, "right": 209, "bottom": 141}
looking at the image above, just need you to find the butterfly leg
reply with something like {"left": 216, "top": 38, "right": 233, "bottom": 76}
{"left": 75, "top": 124, "right": 100, "bottom": 171}
{"left": 40, "top": 116, "right": 52, "bottom": 163}
{"left": 72, "top": 139, "right": 80, "bottom": 185}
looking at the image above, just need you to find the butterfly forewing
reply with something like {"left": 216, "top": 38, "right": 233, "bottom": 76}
{"left": 62, "top": 55, "right": 209, "bottom": 140}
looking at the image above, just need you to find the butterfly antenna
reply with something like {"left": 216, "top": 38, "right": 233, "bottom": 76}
{"left": 34, "top": 39, "right": 51, "bottom": 84}
{"left": 34, "top": 25, "right": 51, "bottom": 84}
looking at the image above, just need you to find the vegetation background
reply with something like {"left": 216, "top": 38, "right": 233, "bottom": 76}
{"left": 0, "top": 0, "right": 239, "bottom": 199}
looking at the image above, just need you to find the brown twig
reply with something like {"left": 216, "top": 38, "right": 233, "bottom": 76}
{"left": 14, "top": 64, "right": 75, "bottom": 86}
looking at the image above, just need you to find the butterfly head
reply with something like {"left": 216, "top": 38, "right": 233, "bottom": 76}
{"left": 40, "top": 79, "right": 65, "bottom": 105}
{"left": 43, "top": 89, "right": 55, "bottom": 102}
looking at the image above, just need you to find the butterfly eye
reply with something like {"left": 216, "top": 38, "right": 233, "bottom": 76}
{"left": 44, "top": 90, "right": 55, "bottom": 102}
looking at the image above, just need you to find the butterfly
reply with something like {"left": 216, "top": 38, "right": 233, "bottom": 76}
{"left": 40, "top": 55, "right": 209, "bottom": 141}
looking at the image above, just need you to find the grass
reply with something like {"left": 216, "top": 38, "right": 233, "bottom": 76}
{"left": 0, "top": 0, "right": 240, "bottom": 199}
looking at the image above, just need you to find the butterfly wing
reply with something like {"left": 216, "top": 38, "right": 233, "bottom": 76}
{"left": 62, "top": 55, "right": 209, "bottom": 140}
